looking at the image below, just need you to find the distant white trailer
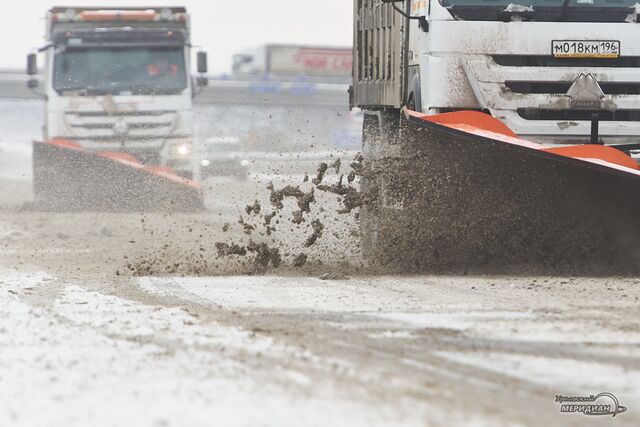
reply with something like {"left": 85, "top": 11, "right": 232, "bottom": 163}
{"left": 232, "top": 44, "right": 352, "bottom": 82}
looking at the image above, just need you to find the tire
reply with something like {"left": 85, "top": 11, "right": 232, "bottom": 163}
{"left": 32, "top": 142, "right": 96, "bottom": 211}
{"left": 32, "top": 142, "right": 47, "bottom": 203}
{"left": 359, "top": 113, "right": 380, "bottom": 260}
{"left": 359, "top": 110, "right": 403, "bottom": 266}
{"left": 359, "top": 108, "right": 445, "bottom": 272}
{"left": 32, "top": 141, "right": 64, "bottom": 210}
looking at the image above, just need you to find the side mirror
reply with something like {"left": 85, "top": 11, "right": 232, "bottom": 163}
{"left": 197, "top": 51, "right": 208, "bottom": 74}
{"left": 27, "top": 53, "right": 37, "bottom": 76}
{"left": 380, "top": 0, "right": 415, "bottom": 20}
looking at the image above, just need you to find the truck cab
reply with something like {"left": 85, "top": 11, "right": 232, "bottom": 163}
{"left": 28, "top": 7, "right": 207, "bottom": 181}
{"left": 353, "top": 0, "right": 640, "bottom": 149}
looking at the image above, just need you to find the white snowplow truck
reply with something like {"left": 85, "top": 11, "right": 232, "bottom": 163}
{"left": 351, "top": 0, "right": 640, "bottom": 274}
{"left": 27, "top": 7, "right": 208, "bottom": 210}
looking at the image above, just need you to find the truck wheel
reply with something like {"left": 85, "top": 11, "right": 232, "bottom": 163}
{"left": 360, "top": 109, "right": 418, "bottom": 270}
{"left": 360, "top": 111, "right": 402, "bottom": 264}
{"left": 359, "top": 113, "right": 380, "bottom": 260}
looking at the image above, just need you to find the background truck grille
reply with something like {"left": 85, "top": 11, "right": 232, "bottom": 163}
{"left": 71, "top": 122, "right": 173, "bottom": 130}
{"left": 64, "top": 110, "right": 178, "bottom": 141}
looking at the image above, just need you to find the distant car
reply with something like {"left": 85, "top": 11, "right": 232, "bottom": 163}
{"left": 200, "top": 137, "right": 249, "bottom": 179}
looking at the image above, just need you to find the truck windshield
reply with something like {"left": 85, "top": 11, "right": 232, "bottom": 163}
{"left": 441, "top": 0, "right": 640, "bottom": 22}
{"left": 53, "top": 47, "right": 188, "bottom": 95}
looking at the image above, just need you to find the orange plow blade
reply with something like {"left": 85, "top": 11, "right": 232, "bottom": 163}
{"left": 33, "top": 139, "right": 203, "bottom": 211}
{"left": 362, "top": 109, "right": 640, "bottom": 274}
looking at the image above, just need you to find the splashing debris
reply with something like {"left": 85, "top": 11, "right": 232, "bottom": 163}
{"left": 293, "top": 253, "right": 308, "bottom": 267}
{"left": 330, "top": 158, "right": 342, "bottom": 174}
{"left": 247, "top": 241, "right": 282, "bottom": 269}
{"left": 312, "top": 163, "right": 328, "bottom": 185}
{"left": 216, "top": 242, "right": 247, "bottom": 257}
{"left": 319, "top": 272, "right": 350, "bottom": 281}
{"left": 245, "top": 200, "right": 261, "bottom": 215}
{"left": 305, "top": 220, "right": 325, "bottom": 247}
{"left": 292, "top": 210, "right": 305, "bottom": 225}
{"left": 238, "top": 216, "right": 255, "bottom": 235}
{"left": 269, "top": 185, "right": 305, "bottom": 210}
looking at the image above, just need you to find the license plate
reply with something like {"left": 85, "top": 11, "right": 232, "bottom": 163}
{"left": 552, "top": 40, "right": 620, "bottom": 58}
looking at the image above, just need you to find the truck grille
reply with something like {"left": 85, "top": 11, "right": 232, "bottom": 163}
{"left": 505, "top": 81, "right": 640, "bottom": 95}
{"left": 64, "top": 110, "right": 179, "bottom": 141}
{"left": 517, "top": 109, "right": 640, "bottom": 122}
{"left": 465, "top": 57, "right": 640, "bottom": 133}
{"left": 493, "top": 55, "right": 640, "bottom": 68}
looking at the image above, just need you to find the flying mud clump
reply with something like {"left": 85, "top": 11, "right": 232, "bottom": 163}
{"left": 305, "top": 220, "right": 324, "bottom": 247}
{"left": 215, "top": 154, "right": 364, "bottom": 270}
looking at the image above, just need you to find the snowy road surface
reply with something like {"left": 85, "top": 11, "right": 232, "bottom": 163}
{"left": 1, "top": 209, "right": 639, "bottom": 426}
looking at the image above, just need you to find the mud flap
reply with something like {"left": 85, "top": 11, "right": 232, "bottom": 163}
{"left": 363, "top": 110, "right": 640, "bottom": 275}
{"left": 33, "top": 140, "right": 204, "bottom": 212}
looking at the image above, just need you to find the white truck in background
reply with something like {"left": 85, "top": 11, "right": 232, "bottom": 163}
{"left": 27, "top": 6, "right": 209, "bottom": 190}
{"left": 232, "top": 44, "right": 353, "bottom": 82}
{"left": 352, "top": 0, "right": 640, "bottom": 148}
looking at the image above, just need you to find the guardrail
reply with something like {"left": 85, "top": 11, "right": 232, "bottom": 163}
{"left": 0, "top": 71, "right": 350, "bottom": 107}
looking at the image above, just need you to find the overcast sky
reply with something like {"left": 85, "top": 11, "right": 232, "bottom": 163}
{"left": 0, "top": 0, "right": 353, "bottom": 74}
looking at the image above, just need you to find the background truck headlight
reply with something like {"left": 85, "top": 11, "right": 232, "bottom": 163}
{"left": 177, "top": 144, "right": 190, "bottom": 156}
{"left": 168, "top": 142, "right": 193, "bottom": 158}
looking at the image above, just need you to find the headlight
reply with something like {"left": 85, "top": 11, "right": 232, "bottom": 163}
{"left": 169, "top": 142, "right": 192, "bottom": 158}
{"left": 240, "top": 159, "right": 250, "bottom": 167}
{"left": 201, "top": 159, "right": 211, "bottom": 167}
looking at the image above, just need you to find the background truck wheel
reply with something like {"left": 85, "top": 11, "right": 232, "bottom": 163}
{"left": 237, "top": 167, "right": 249, "bottom": 181}
{"left": 32, "top": 141, "right": 67, "bottom": 210}
{"left": 32, "top": 142, "right": 47, "bottom": 204}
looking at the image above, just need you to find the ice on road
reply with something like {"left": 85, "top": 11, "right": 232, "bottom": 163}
{"left": 1, "top": 261, "right": 638, "bottom": 426}
{"left": 0, "top": 271, "right": 435, "bottom": 427}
